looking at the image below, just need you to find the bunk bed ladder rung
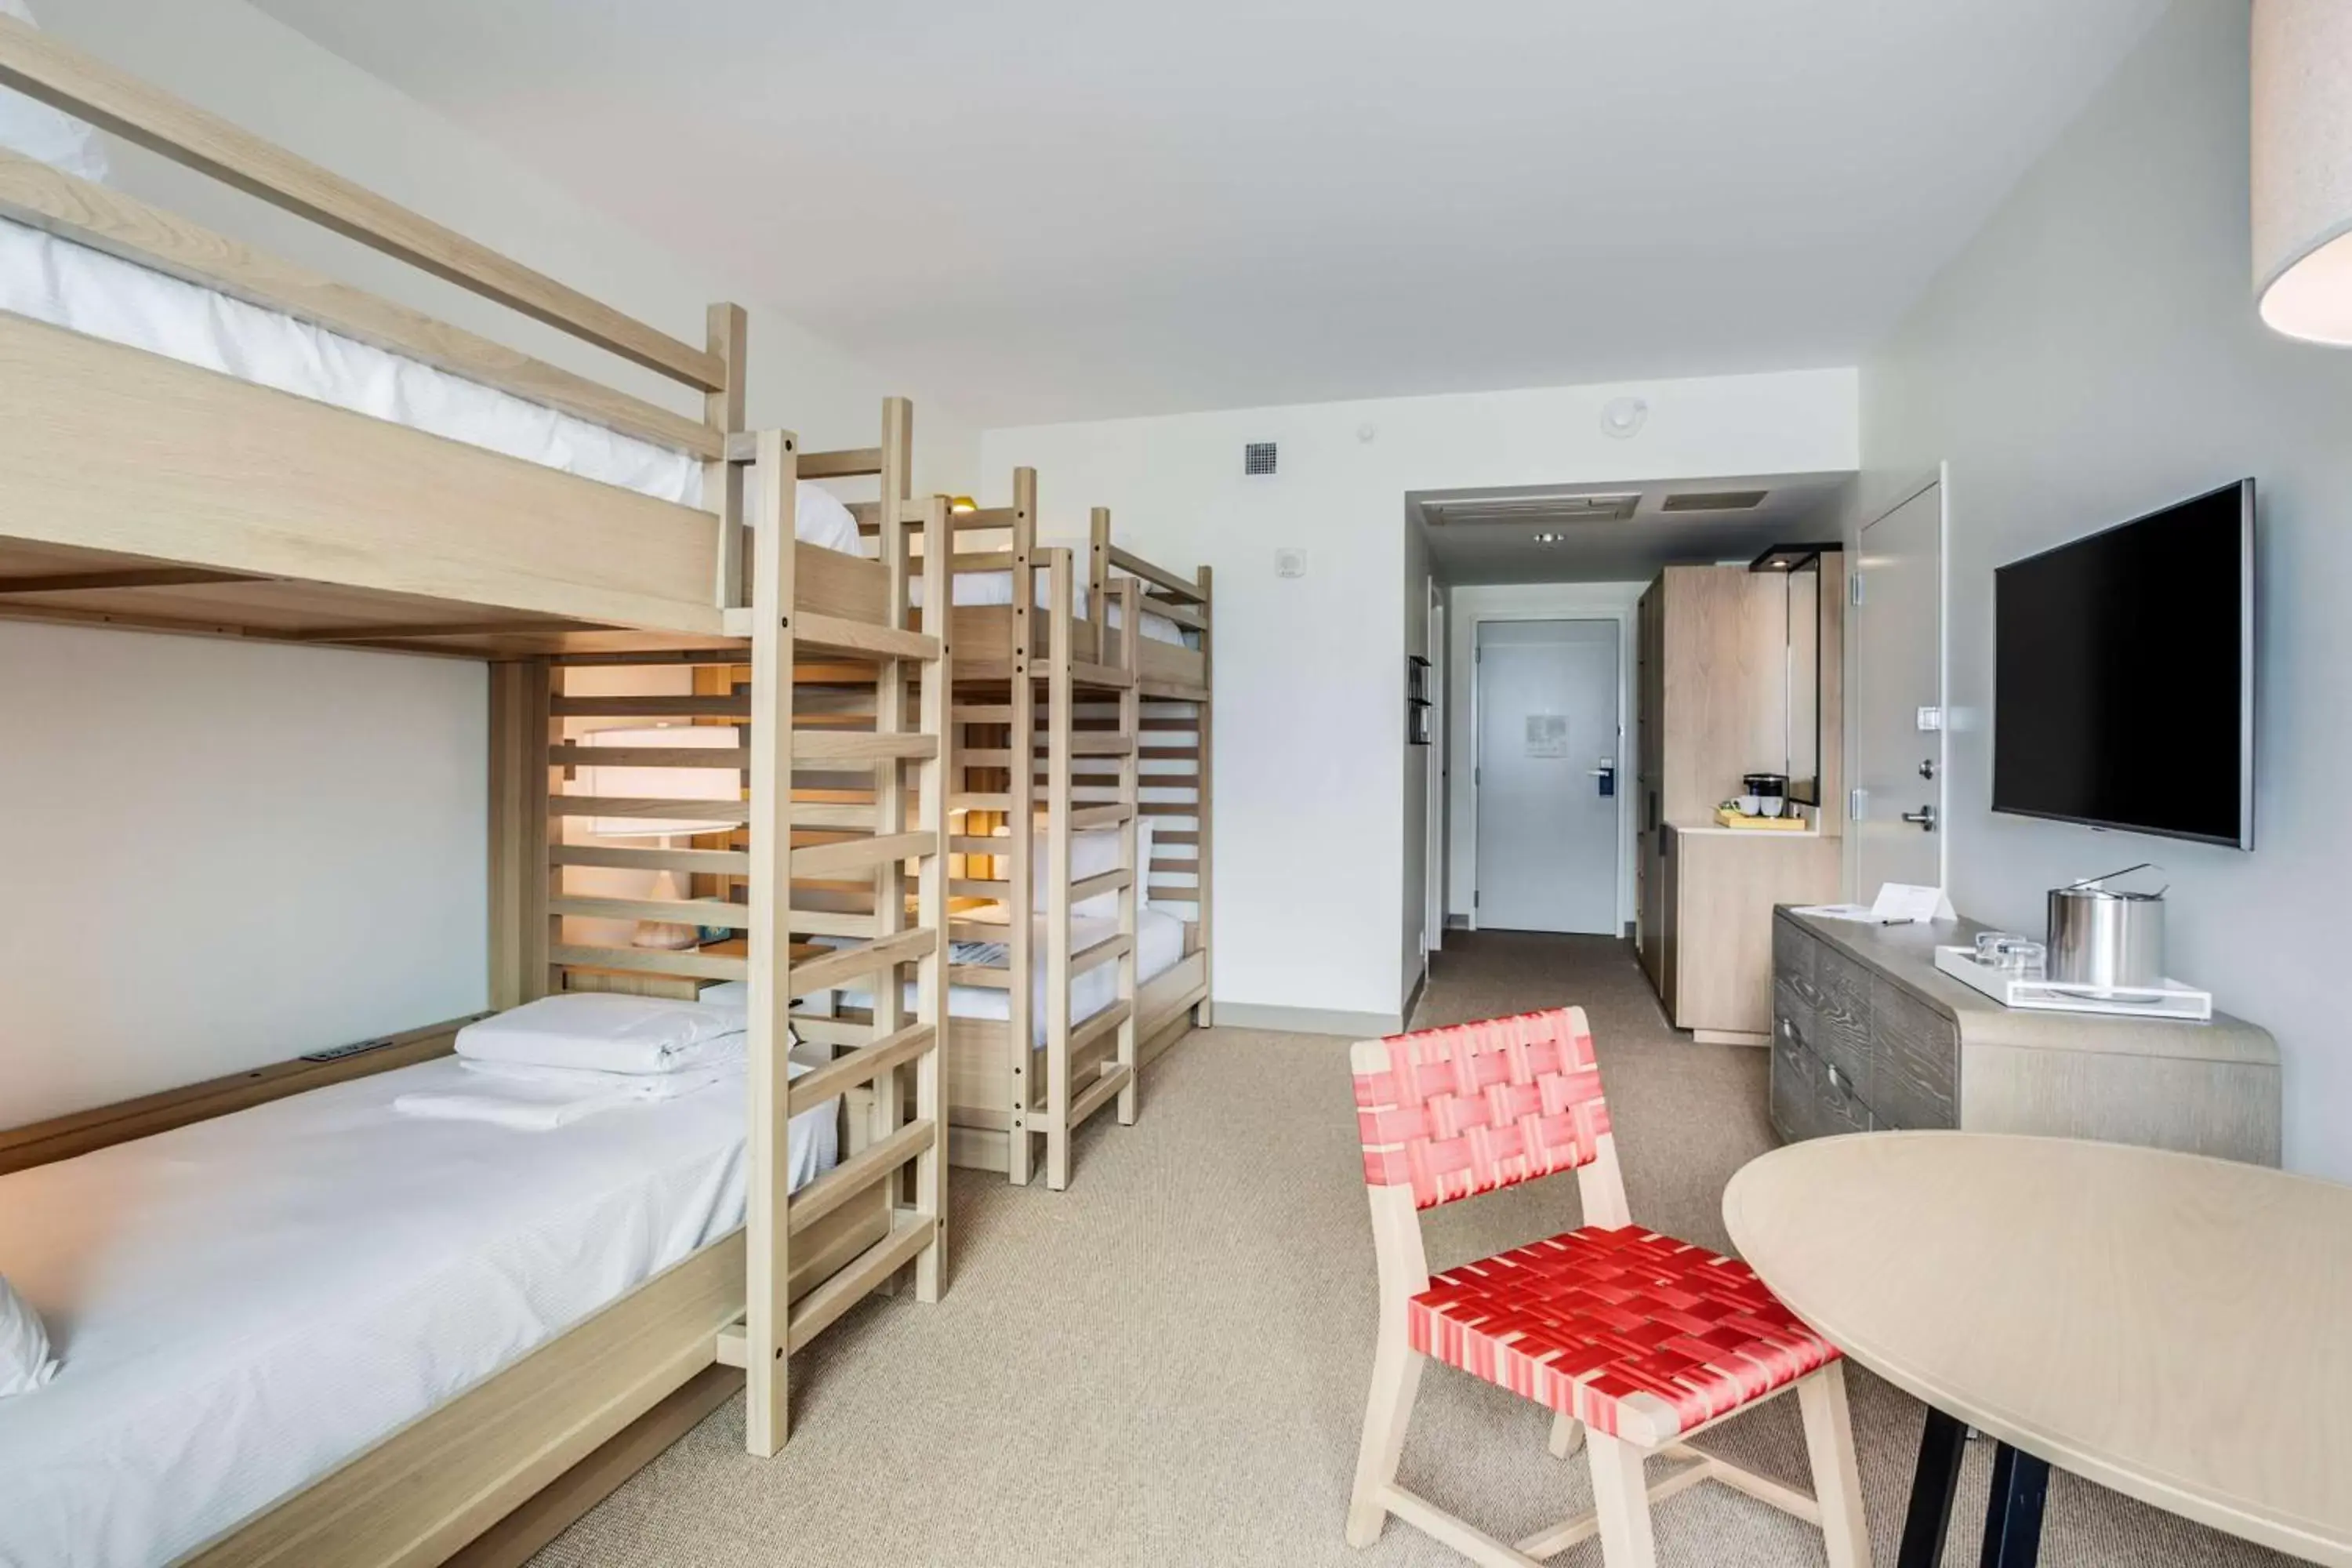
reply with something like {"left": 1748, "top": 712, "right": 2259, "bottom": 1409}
{"left": 787, "top": 1119, "right": 935, "bottom": 1232}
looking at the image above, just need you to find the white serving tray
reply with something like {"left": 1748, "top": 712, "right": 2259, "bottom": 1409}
{"left": 1933, "top": 946, "right": 2213, "bottom": 1022}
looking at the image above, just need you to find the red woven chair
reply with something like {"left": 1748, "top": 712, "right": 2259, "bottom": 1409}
{"left": 1346, "top": 1007, "right": 1868, "bottom": 1568}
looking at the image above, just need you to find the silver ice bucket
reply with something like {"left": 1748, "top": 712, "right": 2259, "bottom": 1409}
{"left": 2046, "top": 866, "right": 2165, "bottom": 991}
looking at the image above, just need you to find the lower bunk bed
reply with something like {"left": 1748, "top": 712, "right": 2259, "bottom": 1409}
{"left": 804, "top": 900, "right": 1206, "bottom": 1176}
{"left": 0, "top": 1040, "right": 861, "bottom": 1568}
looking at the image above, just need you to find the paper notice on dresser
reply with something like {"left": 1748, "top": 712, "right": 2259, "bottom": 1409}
{"left": 1792, "top": 883, "right": 1954, "bottom": 924}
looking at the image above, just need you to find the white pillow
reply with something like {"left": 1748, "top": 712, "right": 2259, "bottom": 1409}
{"left": 794, "top": 481, "right": 862, "bottom": 554}
{"left": 0, "top": 1273, "right": 58, "bottom": 1397}
{"left": 0, "top": 2, "right": 110, "bottom": 183}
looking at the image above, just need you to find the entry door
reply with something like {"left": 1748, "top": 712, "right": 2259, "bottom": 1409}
{"left": 1475, "top": 620, "right": 1619, "bottom": 934}
{"left": 1853, "top": 480, "right": 1944, "bottom": 897}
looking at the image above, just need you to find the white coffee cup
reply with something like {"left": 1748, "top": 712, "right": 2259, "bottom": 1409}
{"left": 1736, "top": 794, "right": 1762, "bottom": 816}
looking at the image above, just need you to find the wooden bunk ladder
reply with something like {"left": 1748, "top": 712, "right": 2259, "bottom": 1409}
{"left": 1028, "top": 541, "right": 1143, "bottom": 1192}
{"left": 731, "top": 416, "right": 953, "bottom": 1457}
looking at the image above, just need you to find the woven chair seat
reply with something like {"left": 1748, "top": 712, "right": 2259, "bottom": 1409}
{"left": 1407, "top": 1224, "right": 1838, "bottom": 1446}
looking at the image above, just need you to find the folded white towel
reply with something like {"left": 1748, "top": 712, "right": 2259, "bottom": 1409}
{"left": 394, "top": 1064, "right": 738, "bottom": 1131}
{"left": 459, "top": 1058, "right": 735, "bottom": 1098}
{"left": 456, "top": 993, "right": 746, "bottom": 1076}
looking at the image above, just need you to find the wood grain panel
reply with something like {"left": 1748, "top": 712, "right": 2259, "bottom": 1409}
{"left": 1868, "top": 975, "right": 1959, "bottom": 1130}
{"left": 1810, "top": 942, "right": 1875, "bottom": 1102}
{"left": 1770, "top": 1026, "right": 1871, "bottom": 1145}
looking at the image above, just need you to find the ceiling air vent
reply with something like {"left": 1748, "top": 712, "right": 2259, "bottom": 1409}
{"left": 1661, "top": 490, "right": 1769, "bottom": 513}
{"left": 1422, "top": 492, "right": 1640, "bottom": 528}
{"left": 1243, "top": 441, "right": 1277, "bottom": 476}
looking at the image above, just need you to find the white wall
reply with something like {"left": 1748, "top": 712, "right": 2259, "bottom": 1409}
{"left": 0, "top": 0, "right": 977, "bottom": 1129}
{"left": 1859, "top": 0, "right": 2352, "bottom": 1179}
{"left": 1446, "top": 582, "right": 1647, "bottom": 933}
{"left": 981, "top": 369, "right": 1857, "bottom": 1026}
{"left": 0, "top": 625, "right": 487, "bottom": 1126}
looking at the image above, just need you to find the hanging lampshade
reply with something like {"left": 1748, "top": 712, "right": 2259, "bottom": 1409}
{"left": 2252, "top": 0, "right": 2352, "bottom": 343}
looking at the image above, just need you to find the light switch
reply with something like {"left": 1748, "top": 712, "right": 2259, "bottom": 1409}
{"left": 1275, "top": 548, "right": 1307, "bottom": 579}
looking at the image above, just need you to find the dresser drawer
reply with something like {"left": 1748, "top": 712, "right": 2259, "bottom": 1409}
{"left": 1772, "top": 916, "right": 1820, "bottom": 1011}
{"left": 1771, "top": 1025, "right": 1872, "bottom": 1144}
{"left": 1869, "top": 978, "right": 1959, "bottom": 1129}
{"left": 1809, "top": 946, "right": 1875, "bottom": 1105}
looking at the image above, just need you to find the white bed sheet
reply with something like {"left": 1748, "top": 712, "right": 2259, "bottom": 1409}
{"left": 0, "top": 1056, "right": 834, "bottom": 1568}
{"left": 0, "top": 216, "right": 713, "bottom": 509}
{"left": 816, "top": 906, "right": 1188, "bottom": 1043}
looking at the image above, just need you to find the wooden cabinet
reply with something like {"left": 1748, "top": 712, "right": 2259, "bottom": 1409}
{"left": 1634, "top": 564, "right": 1844, "bottom": 1041}
{"left": 1771, "top": 909, "right": 2282, "bottom": 1164}
{"left": 1661, "top": 826, "right": 1840, "bottom": 1038}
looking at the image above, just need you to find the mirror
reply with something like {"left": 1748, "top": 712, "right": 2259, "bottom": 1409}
{"left": 1785, "top": 555, "right": 1822, "bottom": 805}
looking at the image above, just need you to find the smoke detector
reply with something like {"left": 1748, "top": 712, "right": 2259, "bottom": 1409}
{"left": 1600, "top": 397, "right": 1650, "bottom": 439}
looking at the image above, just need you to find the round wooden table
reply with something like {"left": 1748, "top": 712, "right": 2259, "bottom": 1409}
{"left": 1723, "top": 1132, "right": 2352, "bottom": 1567}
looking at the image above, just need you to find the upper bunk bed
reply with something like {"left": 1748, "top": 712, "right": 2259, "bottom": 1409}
{"left": 0, "top": 13, "right": 896, "bottom": 660}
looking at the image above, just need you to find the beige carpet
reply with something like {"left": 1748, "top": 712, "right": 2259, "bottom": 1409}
{"left": 534, "top": 932, "right": 2294, "bottom": 1567}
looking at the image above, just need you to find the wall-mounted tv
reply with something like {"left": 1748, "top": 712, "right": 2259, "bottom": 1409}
{"left": 1992, "top": 479, "right": 2254, "bottom": 849}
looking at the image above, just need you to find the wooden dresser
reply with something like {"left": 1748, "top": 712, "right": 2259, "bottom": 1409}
{"left": 1771, "top": 907, "right": 2281, "bottom": 1165}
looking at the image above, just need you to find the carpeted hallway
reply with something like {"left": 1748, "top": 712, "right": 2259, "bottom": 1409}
{"left": 533, "top": 932, "right": 2294, "bottom": 1567}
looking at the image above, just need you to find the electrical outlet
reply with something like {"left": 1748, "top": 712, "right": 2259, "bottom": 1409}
{"left": 1275, "top": 548, "right": 1307, "bottom": 579}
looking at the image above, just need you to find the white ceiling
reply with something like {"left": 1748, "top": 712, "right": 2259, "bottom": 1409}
{"left": 246, "top": 0, "right": 2167, "bottom": 426}
{"left": 1414, "top": 474, "right": 1853, "bottom": 585}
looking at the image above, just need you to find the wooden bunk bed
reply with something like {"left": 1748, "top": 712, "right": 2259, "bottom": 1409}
{"left": 884, "top": 495, "right": 1215, "bottom": 1189}
{"left": 0, "top": 18, "right": 949, "bottom": 1567}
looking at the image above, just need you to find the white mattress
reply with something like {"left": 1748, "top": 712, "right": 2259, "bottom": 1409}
{"left": 0, "top": 216, "right": 711, "bottom": 508}
{"left": 0, "top": 1056, "right": 835, "bottom": 1568}
{"left": 818, "top": 906, "right": 1189, "bottom": 1043}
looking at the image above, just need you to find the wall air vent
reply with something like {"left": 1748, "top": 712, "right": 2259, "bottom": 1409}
{"left": 1422, "top": 492, "right": 1640, "bottom": 528}
{"left": 1661, "top": 490, "right": 1769, "bottom": 513}
{"left": 1243, "top": 441, "right": 1277, "bottom": 476}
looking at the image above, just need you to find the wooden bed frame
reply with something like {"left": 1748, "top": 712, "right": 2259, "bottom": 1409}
{"left": 0, "top": 17, "right": 951, "bottom": 1566}
{"left": 858, "top": 494, "right": 1215, "bottom": 1189}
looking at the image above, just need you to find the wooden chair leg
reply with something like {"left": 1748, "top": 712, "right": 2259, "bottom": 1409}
{"left": 1548, "top": 1410, "right": 1585, "bottom": 1458}
{"left": 1585, "top": 1430, "right": 1658, "bottom": 1568}
{"left": 1345, "top": 1340, "right": 1425, "bottom": 1547}
{"left": 1798, "top": 1363, "right": 1871, "bottom": 1568}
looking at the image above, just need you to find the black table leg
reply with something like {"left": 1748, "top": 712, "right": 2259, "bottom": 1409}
{"left": 1978, "top": 1442, "right": 2050, "bottom": 1568}
{"left": 1897, "top": 1406, "right": 1969, "bottom": 1568}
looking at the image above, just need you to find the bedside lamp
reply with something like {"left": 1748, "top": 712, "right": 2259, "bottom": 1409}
{"left": 581, "top": 724, "right": 742, "bottom": 950}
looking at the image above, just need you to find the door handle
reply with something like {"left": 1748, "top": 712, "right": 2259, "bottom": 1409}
{"left": 1900, "top": 804, "right": 1937, "bottom": 832}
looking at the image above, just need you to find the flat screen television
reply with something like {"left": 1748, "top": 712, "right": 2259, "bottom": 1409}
{"left": 1992, "top": 479, "right": 2254, "bottom": 849}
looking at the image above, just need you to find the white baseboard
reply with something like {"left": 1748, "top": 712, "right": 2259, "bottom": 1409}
{"left": 1210, "top": 1001, "right": 1403, "bottom": 1038}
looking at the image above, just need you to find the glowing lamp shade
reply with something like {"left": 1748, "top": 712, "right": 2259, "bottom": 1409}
{"left": 2253, "top": 0, "right": 2352, "bottom": 344}
{"left": 581, "top": 724, "right": 742, "bottom": 838}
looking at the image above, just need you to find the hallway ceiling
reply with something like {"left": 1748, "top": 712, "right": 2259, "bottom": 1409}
{"left": 247, "top": 0, "right": 2168, "bottom": 426}
{"left": 1415, "top": 474, "right": 1852, "bottom": 585}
